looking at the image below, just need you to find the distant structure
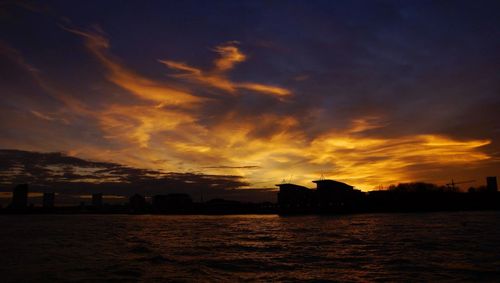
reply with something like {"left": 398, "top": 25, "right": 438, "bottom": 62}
{"left": 313, "top": 179, "right": 364, "bottom": 211}
{"left": 277, "top": 179, "right": 363, "bottom": 213}
{"left": 153, "top": 193, "right": 192, "bottom": 212}
{"left": 43, "top": 192, "right": 55, "bottom": 208}
{"left": 276, "top": 183, "right": 313, "bottom": 211}
{"left": 129, "top": 193, "right": 147, "bottom": 211}
{"left": 486, "top": 176, "right": 498, "bottom": 192}
{"left": 1, "top": 175, "right": 498, "bottom": 215}
{"left": 10, "top": 184, "right": 28, "bottom": 209}
{"left": 92, "top": 193, "right": 103, "bottom": 207}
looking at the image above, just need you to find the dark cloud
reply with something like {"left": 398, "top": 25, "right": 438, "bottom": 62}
{"left": 0, "top": 149, "right": 261, "bottom": 200}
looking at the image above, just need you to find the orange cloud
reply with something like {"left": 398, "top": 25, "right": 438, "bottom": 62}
{"left": 59, "top": 26, "right": 209, "bottom": 155}
{"left": 26, "top": 27, "right": 489, "bottom": 193}
{"left": 237, "top": 82, "right": 291, "bottom": 97}
{"left": 159, "top": 42, "right": 291, "bottom": 98}
{"left": 213, "top": 41, "right": 246, "bottom": 72}
{"left": 305, "top": 133, "right": 491, "bottom": 187}
{"left": 100, "top": 104, "right": 196, "bottom": 148}
{"left": 64, "top": 27, "right": 203, "bottom": 107}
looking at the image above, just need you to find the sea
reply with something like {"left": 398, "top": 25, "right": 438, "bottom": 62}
{"left": 1, "top": 211, "right": 500, "bottom": 282}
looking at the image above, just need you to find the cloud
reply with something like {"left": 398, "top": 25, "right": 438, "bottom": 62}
{"left": 237, "top": 83, "right": 291, "bottom": 97}
{"left": 30, "top": 110, "right": 55, "bottom": 121}
{"left": 61, "top": 27, "right": 291, "bottom": 156}
{"left": 0, "top": 149, "right": 250, "bottom": 198}
{"left": 305, "top": 133, "right": 492, "bottom": 186}
{"left": 213, "top": 41, "right": 246, "bottom": 72}
{"left": 1, "top": 17, "right": 498, "bottom": 197}
{"left": 203, "top": 165, "right": 261, "bottom": 169}
{"left": 159, "top": 41, "right": 291, "bottom": 98}
{"left": 30, "top": 110, "right": 71, "bottom": 125}
{"left": 58, "top": 26, "right": 212, "bottom": 153}
{"left": 99, "top": 104, "right": 197, "bottom": 148}
{"left": 0, "top": 41, "right": 91, "bottom": 116}
{"left": 63, "top": 26, "right": 203, "bottom": 107}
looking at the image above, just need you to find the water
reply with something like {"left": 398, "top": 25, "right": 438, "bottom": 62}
{"left": 1, "top": 211, "right": 500, "bottom": 282}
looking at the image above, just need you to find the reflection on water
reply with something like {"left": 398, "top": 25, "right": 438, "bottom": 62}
{"left": 1, "top": 212, "right": 500, "bottom": 282}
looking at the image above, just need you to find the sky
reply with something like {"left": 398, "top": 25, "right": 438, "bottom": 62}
{"left": 0, "top": 0, "right": 499, "bottom": 200}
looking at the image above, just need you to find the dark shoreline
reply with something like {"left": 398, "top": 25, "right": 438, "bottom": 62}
{"left": 2, "top": 206, "right": 500, "bottom": 216}
{"left": 3, "top": 180, "right": 499, "bottom": 216}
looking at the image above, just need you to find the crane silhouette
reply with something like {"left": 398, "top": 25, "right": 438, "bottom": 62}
{"left": 446, "top": 179, "right": 475, "bottom": 190}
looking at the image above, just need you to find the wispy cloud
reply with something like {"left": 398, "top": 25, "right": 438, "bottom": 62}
{"left": 1, "top": 23, "right": 496, "bottom": 194}
{"left": 160, "top": 41, "right": 291, "bottom": 98}
{"left": 203, "top": 165, "right": 261, "bottom": 169}
{"left": 213, "top": 41, "right": 246, "bottom": 72}
{"left": 63, "top": 26, "right": 203, "bottom": 107}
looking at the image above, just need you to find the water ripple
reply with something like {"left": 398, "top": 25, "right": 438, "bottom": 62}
{"left": 0, "top": 212, "right": 499, "bottom": 282}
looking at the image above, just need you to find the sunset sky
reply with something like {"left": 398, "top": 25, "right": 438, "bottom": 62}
{"left": 1, "top": 0, "right": 499, "bottom": 198}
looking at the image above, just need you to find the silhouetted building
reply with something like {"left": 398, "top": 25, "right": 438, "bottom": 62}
{"left": 92, "top": 193, "right": 103, "bottom": 207}
{"left": 153, "top": 193, "right": 193, "bottom": 212}
{"left": 129, "top": 193, "right": 147, "bottom": 211}
{"left": 277, "top": 183, "right": 315, "bottom": 212}
{"left": 43, "top": 192, "right": 55, "bottom": 208}
{"left": 487, "top": 176, "right": 498, "bottom": 192}
{"left": 10, "top": 184, "right": 28, "bottom": 209}
{"left": 313, "top": 179, "right": 364, "bottom": 212}
{"left": 313, "top": 179, "right": 353, "bottom": 191}
{"left": 277, "top": 179, "right": 364, "bottom": 214}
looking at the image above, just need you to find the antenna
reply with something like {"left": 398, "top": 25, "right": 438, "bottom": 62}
{"left": 319, "top": 169, "right": 327, "bottom": 180}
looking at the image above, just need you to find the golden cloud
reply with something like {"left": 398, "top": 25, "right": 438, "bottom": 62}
{"left": 64, "top": 27, "right": 203, "bottom": 107}
{"left": 159, "top": 41, "right": 291, "bottom": 98}
{"left": 213, "top": 41, "right": 246, "bottom": 72}
{"left": 25, "top": 27, "right": 491, "bottom": 192}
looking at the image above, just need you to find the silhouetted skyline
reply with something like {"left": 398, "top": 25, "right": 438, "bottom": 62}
{"left": 1, "top": 175, "right": 498, "bottom": 215}
{"left": 1, "top": 149, "right": 499, "bottom": 206}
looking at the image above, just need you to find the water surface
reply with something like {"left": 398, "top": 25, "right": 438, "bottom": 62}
{"left": 1, "top": 211, "right": 499, "bottom": 282}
